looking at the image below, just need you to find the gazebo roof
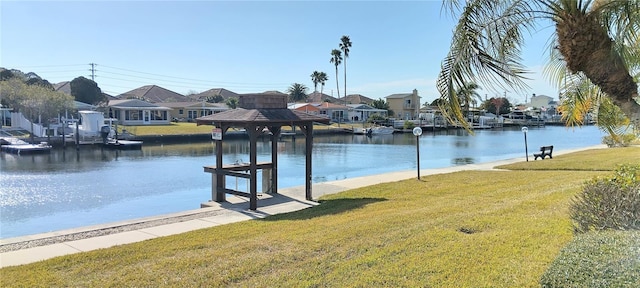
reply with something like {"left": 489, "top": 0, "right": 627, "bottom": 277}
{"left": 195, "top": 93, "right": 330, "bottom": 127}
{"left": 195, "top": 108, "right": 330, "bottom": 126}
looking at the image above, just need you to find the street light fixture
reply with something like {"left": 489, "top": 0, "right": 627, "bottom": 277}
{"left": 413, "top": 127, "right": 423, "bottom": 179}
{"left": 521, "top": 126, "right": 529, "bottom": 162}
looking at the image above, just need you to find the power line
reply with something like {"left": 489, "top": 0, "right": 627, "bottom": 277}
{"left": 97, "top": 70, "right": 284, "bottom": 89}
{"left": 98, "top": 64, "right": 289, "bottom": 86}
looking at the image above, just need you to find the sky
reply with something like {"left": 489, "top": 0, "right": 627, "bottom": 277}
{"left": 1, "top": 0, "right": 559, "bottom": 105}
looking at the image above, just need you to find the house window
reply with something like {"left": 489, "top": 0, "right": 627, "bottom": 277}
{"left": 151, "top": 110, "right": 167, "bottom": 121}
{"left": 127, "top": 110, "right": 140, "bottom": 120}
{"left": 179, "top": 109, "right": 184, "bottom": 115}
{"left": 188, "top": 110, "right": 198, "bottom": 119}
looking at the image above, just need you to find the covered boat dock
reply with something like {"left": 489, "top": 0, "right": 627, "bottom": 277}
{"left": 195, "top": 93, "right": 331, "bottom": 210}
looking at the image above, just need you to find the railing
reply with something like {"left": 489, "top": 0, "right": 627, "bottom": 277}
{"left": 10, "top": 112, "right": 46, "bottom": 137}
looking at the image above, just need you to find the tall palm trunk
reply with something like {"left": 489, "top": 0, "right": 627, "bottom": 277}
{"left": 556, "top": 12, "right": 640, "bottom": 125}
{"left": 335, "top": 66, "right": 340, "bottom": 99}
{"left": 343, "top": 60, "right": 347, "bottom": 105}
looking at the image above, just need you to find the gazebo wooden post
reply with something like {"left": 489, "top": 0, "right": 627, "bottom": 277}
{"left": 269, "top": 125, "right": 281, "bottom": 194}
{"left": 248, "top": 124, "right": 259, "bottom": 210}
{"left": 302, "top": 122, "right": 314, "bottom": 201}
{"left": 214, "top": 125, "right": 225, "bottom": 202}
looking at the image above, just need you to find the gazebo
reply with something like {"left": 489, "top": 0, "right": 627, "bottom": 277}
{"left": 195, "top": 93, "right": 331, "bottom": 210}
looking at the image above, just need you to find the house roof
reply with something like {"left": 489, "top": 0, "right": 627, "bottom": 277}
{"left": 289, "top": 103, "right": 316, "bottom": 109}
{"left": 343, "top": 94, "right": 375, "bottom": 105}
{"left": 74, "top": 101, "right": 96, "bottom": 110}
{"left": 108, "top": 99, "right": 172, "bottom": 110}
{"left": 307, "top": 91, "right": 338, "bottom": 103}
{"left": 118, "top": 85, "right": 186, "bottom": 103}
{"left": 54, "top": 81, "right": 71, "bottom": 94}
{"left": 347, "top": 103, "right": 374, "bottom": 110}
{"left": 314, "top": 102, "right": 349, "bottom": 110}
{"left": 161, "top": 101, "right": 229, "bottom": 109}
{"left": 255, "top": 90, "right": 288, "bottom": 95}
{"left": 188, "top": 88, "right": 240, "bottom": 102}
{"left": 385, "top": 93, "right": 414, "bottom": 99}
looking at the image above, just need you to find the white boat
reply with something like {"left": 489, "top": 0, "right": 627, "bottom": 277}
{"left": 1, "top": 141, "right": 52, "bottom": 154}
{"left": 367, "top": 126, "right": 395, "bottom": 135}
{"left": 352, "top": 127, "right": 368, "bottom": 135}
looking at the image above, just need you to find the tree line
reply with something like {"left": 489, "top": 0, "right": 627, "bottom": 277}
{"left": 0, "top": 68, "right": 106, "bottom": 123}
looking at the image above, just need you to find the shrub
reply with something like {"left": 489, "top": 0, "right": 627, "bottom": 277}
{"left": 602, "top": 134, "right": 637, "bottom": 147}
{"left": 570, "top": 164, "right": 640, "bottom": 234}
{"left": 367, "top": 114, "right": 387, "bottom": 124}
{"left": 539, "top": 230, "right": 640, "bottom": 287}
{"left": 403, "top": 120, "right": 415, "bottom": 129}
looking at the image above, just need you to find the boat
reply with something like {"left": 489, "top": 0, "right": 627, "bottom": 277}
{"left": 103, "top": 139, "right": 143, "bottom": 150}
{"left": 1, "top": 141, "right": 52, "bottom": 154}
{"left": 352, "top": 127, "right": 368, "bottom": 135}
{"left": 367, "top": 126, "right": 395, "bottom": 135}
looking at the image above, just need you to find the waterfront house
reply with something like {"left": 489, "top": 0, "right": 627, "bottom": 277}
{"left": 385, "top": 89, "right": 421, "bottom": 120}
{"left": 314, "top": 102, "right": 350, "bottom": 123}
{"left": 346, "top": 103, "right": 387, "bottom": 122}
{"left": 288, "top": 103, "right": 322, "bottom": 116}
{"left": 529, "top": 94, "right": 555, "bottom": 109}
{"left": 162, "top": 101, "right": 229, "bottom": 122}
{"left": 107, "top": 99, "right": 172, "bottom": 125}
{"left": 528, "top": 94, "right": 560, "bottom": 120}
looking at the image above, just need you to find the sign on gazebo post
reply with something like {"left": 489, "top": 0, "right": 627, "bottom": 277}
{"left": 211, "top": 128, "right": 222, "bottom": 140}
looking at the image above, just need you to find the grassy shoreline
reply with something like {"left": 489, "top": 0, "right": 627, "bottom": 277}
{"left": 1, "top": 147, "right": 638, "bottom": 286}
{"left": 120, "top": 122, "right": 345, "bottom": 136}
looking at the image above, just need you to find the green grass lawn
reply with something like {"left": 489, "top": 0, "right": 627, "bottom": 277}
{"left": 1, "top": 147, "right": 638, "bottom": 287}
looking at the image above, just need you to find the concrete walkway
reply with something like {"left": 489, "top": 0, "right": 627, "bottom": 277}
{"left": 0, "top": 145, "right": 606, "bottom": 268}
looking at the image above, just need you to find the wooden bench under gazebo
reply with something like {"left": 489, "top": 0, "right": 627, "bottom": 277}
{"left": 195, "top": 93, "right": 331, "bottom": 210}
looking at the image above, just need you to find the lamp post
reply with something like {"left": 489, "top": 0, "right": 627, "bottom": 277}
{"left": 413, "top": 127, "right": 423, "bottom": 179}
{"left": 521, "top": 126, "right": 529, "bottom": 162}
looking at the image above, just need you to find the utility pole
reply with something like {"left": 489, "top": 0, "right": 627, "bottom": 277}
{"left": 89, "top": 63, "right": 97, "bottom": 81}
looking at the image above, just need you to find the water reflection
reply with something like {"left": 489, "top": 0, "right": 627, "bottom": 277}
{"left": 452, "top": 157, "right": 474, "bottom": 165}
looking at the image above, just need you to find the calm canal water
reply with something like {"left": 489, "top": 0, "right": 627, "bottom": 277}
{"left": 1, "top": 125, "right": 604, "bottom": 238}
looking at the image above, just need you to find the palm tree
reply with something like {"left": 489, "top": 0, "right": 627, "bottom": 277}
{"left": 455, "top": 82, "right": 482, "bottom": 119}
{"left": 330, "top": 49, "right": 342, "bottom": 99}
{"left": 310, "top": 71, "right": 321, "bottom": 93}
{"left": 339, "top": 35, "right": 352, "bottom": 104}
{"left": 225, "top": 97, "right": 238, "bottom": 109}
{"left": 318, "top": 71, "right": 328, "bottom": 97}
{"left": 437, "top": 0, "right": 640, "bottom": 130}
{"left": 287, "top": 83, "right": 308, "bottom": 103}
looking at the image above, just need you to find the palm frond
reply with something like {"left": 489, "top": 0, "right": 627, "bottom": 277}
{"left": 596, "top": 96, "right": 632, "bottom": 144}
{"left": 437, "top": 0, "right": 538, "bottom": 126}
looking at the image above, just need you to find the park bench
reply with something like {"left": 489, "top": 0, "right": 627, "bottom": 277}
{"left": 534, "top": 145, "right": 553, "bottom": 160}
